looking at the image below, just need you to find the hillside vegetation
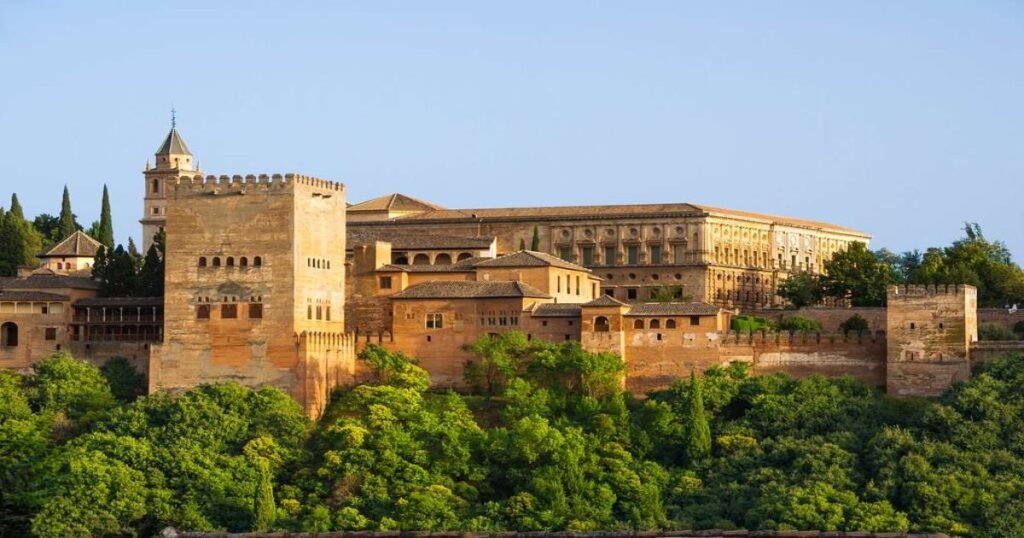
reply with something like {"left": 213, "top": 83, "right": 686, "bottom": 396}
{"left": 1, "top": 337, "right": 1022, "bottom": 537}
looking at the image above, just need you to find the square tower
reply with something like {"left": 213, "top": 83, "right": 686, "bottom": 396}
{"left": 151, "top": 173, "right": 351, "bottom": 416}
{"left": 886, "top": 284, "right": 978, "bottom": 397}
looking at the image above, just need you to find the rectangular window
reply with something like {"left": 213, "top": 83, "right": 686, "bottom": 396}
{"left": 316, "top": 305, "right": 322, "bottom": 320}
{"left": 559, "top": 246, "right": 572, "bottom": 261}
{"left": 650, "top": 245, "right": 662, "bottom": 264}
{"left": 604, "top": 288, "right": 615, "bottom": 297}
{"left": 674, "top": 245, "right": 686, "bottom": 264}
{"left": 627, "top": 245, "right": 639, "bottom": 265}
{"left": 690, "top": 315, "right": 700, "bottom": 326}
{"left": 221, "top": 304, "right": 237, "bottom": 319}
{"left": 197, "top": 304, "right": 211, "bottom": 320}
{"left": 248, "top": 303, "right": 263, "bottom": 319}
{"left": 791, "top": 255, "right": 797, "bottom": 269}
{"left": 627, "top": 288, "right": 638, "bottom": 300}
{"left": 45, "top": 328, "right": 57, "bottom": 340}
{"left": 426, "top": 313, "right": 444, "bottom": 329}
{"left": 605, "top": 246, "right": 616, "bottom": 266}
{"left": 379, "top": 276, "right": 392, "bottom": 289}
{"left": 576, "top": 276, "right": 581, "bottom": 295}
{"left": 581, "top": 246, "right": 594, "bottom": 266}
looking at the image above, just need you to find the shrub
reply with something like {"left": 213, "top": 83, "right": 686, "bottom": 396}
{"left": 777, "top": 315, "right": 823, "bottom": 334}
{"left": 978, "top": 323, "right": 1017, "bottom": 341}
{"left": 1014, "top": 320, "right": 1024, "bottom": 337}
{"left": 839, "top": 314, "right": 870, "bottom": 336}
{"left": 100, "top": 357, "right": 145, "bottom": 402}
{"left": 730, "top": 316, "right": 773, "bottom": 333}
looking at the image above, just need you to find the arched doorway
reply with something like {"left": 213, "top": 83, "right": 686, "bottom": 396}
{"left": 594, "top": 316, "right": 610, "bottom": 332}
{"left": 1, "top": 322, "right": 18, "bottom": 347}
{"left": 434, "top": 253, "right": 452, "bottom": 265}
{"left": 412, "top": 254, "right": 430, "bottom": 265}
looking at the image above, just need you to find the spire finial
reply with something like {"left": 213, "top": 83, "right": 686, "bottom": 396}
{"left": 171, "top": 106, "right": 176, "bottom": 129}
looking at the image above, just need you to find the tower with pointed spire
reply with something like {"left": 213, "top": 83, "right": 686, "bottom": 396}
{"left": 141, "top": 114, "right": 197, "bottom": 251}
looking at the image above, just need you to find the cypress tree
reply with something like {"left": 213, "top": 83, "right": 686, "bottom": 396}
{"left": 530, "top": 225, "right": 541, "bottom": 251}
{"left": 97, "top": 184, "right": 114, "bottom": 248}
{"left": 138, "top": 243, "right": 164, "bottom": 297}
{"left": 9, "top": 193, "right": 24, "bottom": 220}
{"left": 127, "top": 237, "right": 140, "bottom": 259}
{"left": 3, "top": 194, "right": 41, "bottom": 270}
{"left": 683, "top": 371, "right": 712, "bottom": 465}
{"left": 252, "top": 461, "right": 276, "bottom": 531}
{"left": 56, "top": 186, "right": 79, "bottom": 240}
{"left": 0, "top": 208, "right": 17, "bottom": 276}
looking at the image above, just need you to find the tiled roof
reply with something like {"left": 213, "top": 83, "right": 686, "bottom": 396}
{"left": 155, "top": 127, "right": 191, "bottom": 155}
{"left": 391, "top": 280, "right": 550, "bottom": 300}
{"left": 348, "top": 193, "right": 445, "bottom": 212}
{"left": 583, "top": 295, "right": 629, "bottom": 307}
{"left": 532, "top": 303, "right": 583, "bottom": 317}
{"left": 0, "top": 291, "right": 69, "bottom": 302}
{"left": 42, "top": 231, "right": 102, "bottom": 257}
{"left": 473, "top": 250, "right": 590, "bottom": 272}
{"left": 74, "top": 297, "right": 162, "bottom": 307}
{"left": 348, "top": 229, "right": 493, "bottom": 250}
{"left": 0, "top": 274, "right": 99, "bottom": 290}
{"left": 626, "top": 302, "right": 722, "bottom": 316}
{"left": 369, "top": 200, "right": 868, "bottom": 237}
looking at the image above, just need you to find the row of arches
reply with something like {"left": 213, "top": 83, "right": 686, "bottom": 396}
{"left": 589, "top": 316, "right": 702, "bottom": 332}
{"left": 393, "top": 252, "right": 476, "bottom": 265}
{"left": 198, "top": 256, "right": 263, "bottom": 268}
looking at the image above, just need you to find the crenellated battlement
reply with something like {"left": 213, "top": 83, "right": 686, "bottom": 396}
{"left": 888, "top": 284, "right": 974, "bottom": 298}
{"left": 167, "top": 173, "right": 345, "bottom": 194}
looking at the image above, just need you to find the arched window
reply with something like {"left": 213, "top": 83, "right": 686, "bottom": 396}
{"left": 434, "top": 253, "right": 452, "bottom": 265}
{"left": 212, "top": 257, "right": 221, "bottom": 267}
{"left": 226, "top": 257, "right": 235, "bottom": 267}
{"left": 1, "top": 322, "right": 17, "bottom": 347}
{"left": 239, "top": 257, "right": 248, "bottom": 267}
{"left": 198, "top": 257, "right": 207, "bottom": 267}
{"left": 666, "top": 319, "right": 677, "bottom": 329}
{"left": 56, "top": 262, "right": 63, "bottom": 270}
{"left": 152, "top": 179, "right": 160, "bottom": 194}
{"left": 650, "top": 319, "right": 661, "bottom": 329}
{"left": 457, "top": 252, "right": 473, "bottom": 261}
{"left": 412, "top": 254, "right": 430, "bottom": 265}
{"left": 594, "top": 316, "right": 610, "bottom": 332}
{"left": 633, "top": 319, "right": 644, "bottom": 329}
{"left": 253, "top": 256, "right": 262, "bottom": 267}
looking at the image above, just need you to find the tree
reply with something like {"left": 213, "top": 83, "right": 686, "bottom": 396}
{"left": 839, "top": 314, "right": 870, "bottom": 336}
{"left": 682, "top": 372, "right": 711, "bottom": 465}
{"left": 777, "top": 271, "right": 821, "bottom": 308}
{"left": 31, "top": 213, "right": 60, "bottom": 248}
{"left": 648, "top": 285, "right": 689, "bottom": 303}
{"left": 819, "top": 242, "right": 893, "bottom": 306}
{"left": 0, "top": 195, "right": 43, "bottom": 275}
{"left": 96, "top": 185, "right": 115, "bottom": 249}
{"left": 520, "top": 238, "right": 526, "bottom": 251}
{"left": 56, "top": 186, "right": 80, "bottom": 240}
{"left": 530, "top": 225, "right": 541, "bottom": 251}
{"left": 252, "top": 460, "right": 276, "bottom": 531}
{"left": 777, "top": 315, "right": 823, "bottom": 334}
{"left": 92, "top": 245, "right": 139, "bottom": 297}
{"left": 100, "top": 357, "right": 146, "bottom": 402}
{"left": 137, "top": 240, "right": 164, "bottom": 297}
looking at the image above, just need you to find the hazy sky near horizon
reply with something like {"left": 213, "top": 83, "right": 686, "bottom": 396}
{"left": 1, "top": 1, "right": 1022, "bottom": 260}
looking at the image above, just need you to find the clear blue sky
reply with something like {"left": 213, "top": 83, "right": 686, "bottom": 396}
{"left": 1, "top": 1, "right": 1022, "bottom": 260}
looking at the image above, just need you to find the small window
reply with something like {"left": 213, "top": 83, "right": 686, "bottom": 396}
{"left": 45, "top": 328, "right": 57, "bottom": 340}
{"left": 316, "top": 306, "right": 322, "bottom": 320}
{"left": 380, "top": 276, "right": 393, "bottom": 289}
{"left": 690, "top": 316, "right": 700, "bottom": 326}
{"left": 426, "top": 313, "right": 443, "bottom": 329}
{"left": 604, "top": 246, "right": 616, "bottom": 266}
{"left": 248, "top": 303, "right": 263, "bottom": 319}
{"left": 650, "top": 245, "right": 662, "bottom": 264}
{"left": 198, "top": 257, "right": 207, "bottom": 267}
{"left": 633, "top": 319, "right": 644, "bottom": 329}
{"left": 910, "top": 323, "right": 916, "bottom": 330}
{"left": 212, "top": 257, "right": 221, "bottom": 267}
{"left": 650, "top": 319, "right": 661, "bottom": 329}
{"left": 221, "top": 304, "right": 238, "bottom": 319}
{"left": 604, "top": 288, "right": 615, "bottom": 297}
{"left": 666, "top": 319, "right": 677, "bottom": 329}
{"left": 240, "top": 257, "right": 248, "bottom": 267}
{"left": 226, "top": 257, "right": 235, "bottom": 267}
{"left": 253, "top": 256, "right": 262, "bottom": 267}
{"left": 307, "top": 305, "right": 313, "bottom": 320}
{"left": 627, "top": 288, "right": 638, "bottom": 300}
{"left": 559, "top": 246, "right": 572, "bottom": 261}
{"left": 326, "top": 306, "right": 331, "bottom": 321}
{"left": 197, "top": 304, "right": 211, "bottom": 320}
{"left": 627, "top": 245, "right": 639, "bottom": 265}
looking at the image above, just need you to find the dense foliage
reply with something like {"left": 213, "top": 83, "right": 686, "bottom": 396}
{"left": 779, "top": 223, "right": 1024, "bottom": 308}
{"left": 3, "top": 345, "right": 1024, "bottom": 537}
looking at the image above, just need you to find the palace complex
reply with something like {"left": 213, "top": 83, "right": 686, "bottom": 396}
{"left": 1, "top": 126, "right": 1018, "bottom": 416}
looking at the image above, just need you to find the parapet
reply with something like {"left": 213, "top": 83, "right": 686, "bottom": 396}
{"left": 887, "top": 284, "right": 976, "bottom": 299}
{"left": 166, "top": 173, "right": 345, "bottom": 194}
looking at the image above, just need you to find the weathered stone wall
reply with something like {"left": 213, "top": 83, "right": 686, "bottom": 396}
{"left": 885, "top": 284, "right": 977, "bottom": 397}
{"left": 978, "top": 307, "right": 1024, "bottom": 332}
{"left": 971, "top": 341, "right": 1024, "bottom": 364}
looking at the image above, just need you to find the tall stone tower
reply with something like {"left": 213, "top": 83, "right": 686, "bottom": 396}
{"left": 886, "top": 284, "right": 978, "bottom": 397}
{"left": 141, "top": 123, "right": 195, "bottom": 252}
{"left": 149, "top": 172, "right": 353, "bottom": 417}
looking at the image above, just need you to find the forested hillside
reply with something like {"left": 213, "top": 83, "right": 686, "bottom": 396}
{"left": 1, "top": 336, "right": 1022, "bottom": 537}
